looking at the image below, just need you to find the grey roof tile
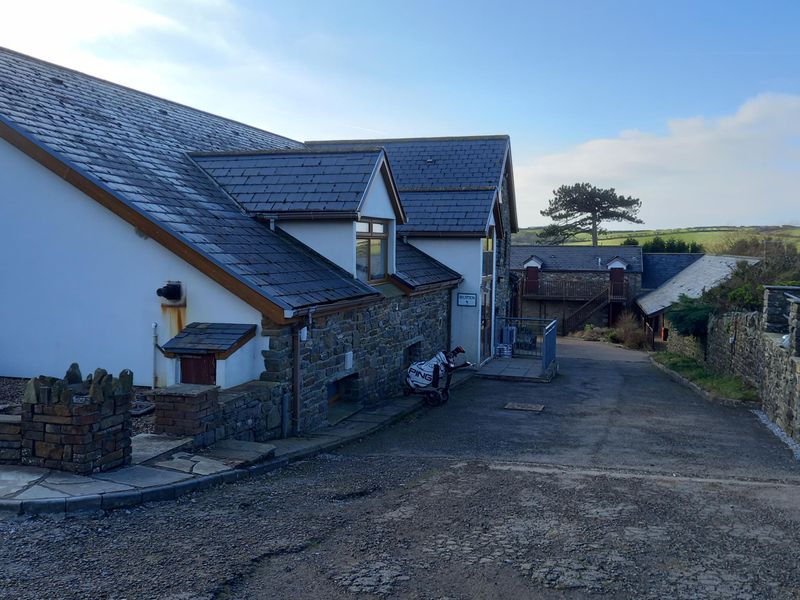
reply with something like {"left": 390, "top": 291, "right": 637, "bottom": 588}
{"left": 306, "top": 137, "right": 509, "bottom": 235}
{"left": 642, "top": 253, "right": 705, "bottom": 289}
{"left": 510, "top": 245, "right": 644, "bottom": 273}
{"left": 0, "top": 47, "right": 376, "bottom": 311}
{"left": 162, "top": 322, "right": 256, "bottom": 355}
{"left": 637, "top": 255, "right": 760, "bottom": 316}
{"left": 394, "top": 241, "right": 461, "bottom": 288}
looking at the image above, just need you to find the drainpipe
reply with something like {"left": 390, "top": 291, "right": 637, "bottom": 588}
{"left": 152, "top": 322, "right": 159, "bottom": 389}
{"left": 291, "top": 325, "right": 302, "bottom": 436}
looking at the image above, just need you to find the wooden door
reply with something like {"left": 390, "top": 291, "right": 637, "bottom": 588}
{"left": 180, "top": 355, "right": 216, "bottom": 385}
{"left": 609, "top": 268, "right": 625, "bottom": 299}
{"left": 525, "top": 267, "right": 539, "bottom": 295}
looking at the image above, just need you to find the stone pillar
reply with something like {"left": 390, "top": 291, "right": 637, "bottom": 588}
{"left": 790, "top": 301, "right": 800, "bottom": 356}
{"left": 20, "top": 367, "right": 132, "bottom": 474}
{"left": 763, "top": 286, "right": 800, "bottom": 333}
{"left": 146, "top": 384, "right": 220, "bottom": 447}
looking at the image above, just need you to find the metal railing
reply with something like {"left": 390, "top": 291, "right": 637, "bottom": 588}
{"left": 495, "top": 317, "right": 558, "bottom": 374}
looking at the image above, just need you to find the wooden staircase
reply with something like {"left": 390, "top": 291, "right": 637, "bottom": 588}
{"left": 562, "top": 288, "right": 610, "bottom": 334}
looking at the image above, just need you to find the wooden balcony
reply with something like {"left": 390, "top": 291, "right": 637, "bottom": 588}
{"left": 522, "top": 279, "right": 628, "bottom": 302}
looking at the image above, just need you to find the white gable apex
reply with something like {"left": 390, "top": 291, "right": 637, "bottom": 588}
{"left": 523, "top": 256, "right": 543, "bottom": 269}
{"left": 607, "top": 257, "right": 629, "bottom": 270}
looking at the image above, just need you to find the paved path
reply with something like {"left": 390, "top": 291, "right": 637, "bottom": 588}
{"left": 2, "top": 339, "right": 800, "bottom": 599}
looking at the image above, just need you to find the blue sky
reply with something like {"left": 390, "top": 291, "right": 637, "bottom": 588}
{"left": 1, "top": 0, "right": 798, "bottom": 228}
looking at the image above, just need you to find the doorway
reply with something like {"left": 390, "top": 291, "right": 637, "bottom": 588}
{"left": 480, "top": 277, "right": 493, "bottom": 362}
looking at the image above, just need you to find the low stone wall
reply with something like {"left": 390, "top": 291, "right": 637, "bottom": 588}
{"left": 19, "top": 367, "right": 132, "bottom": 473}
{"left": 146, "top": 380, "right": 287, "bottom": 447}
{"left": 666, "top": 287, "right": 800, "bottom": 442}
{"left": 706, "top": 311, "right": 799, "bottom": 439}
{"left": 664, "top": 317, "right": 706, "bottom": 364}
{"left": 0, "top": 414, "right": 22, "bottom": 464}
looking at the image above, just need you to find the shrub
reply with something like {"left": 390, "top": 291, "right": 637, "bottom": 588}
{"left": 621, "top": 236, "right": 639, "bottom": 246}
{"left": 667, "top": 295, "right": 713, "bottom": 338}
{"left": 612, "top": 311, "right": 648, "bottom": 349}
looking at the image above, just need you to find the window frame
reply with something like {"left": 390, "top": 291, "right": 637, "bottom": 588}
{"left": 356, "top": 218, "right": 390, "bottom": 283}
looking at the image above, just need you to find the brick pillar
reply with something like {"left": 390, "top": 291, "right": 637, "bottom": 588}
{"left": 20, "top": 368, "right": 132, "bottom": 474}
{"left": 146, "top": 384, "right": 220, "bottom": 447}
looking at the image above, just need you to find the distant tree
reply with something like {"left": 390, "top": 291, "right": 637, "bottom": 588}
{"left": 539, "top": 183, "right": 643, "bottom": 246}
{"left": 642, "top": 237, "right": 704, "bottom": 253}
{"left": 621, "top": 236, "right": 640, "bottom": 246}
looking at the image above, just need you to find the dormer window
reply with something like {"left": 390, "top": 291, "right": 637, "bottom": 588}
{"left": 356, "top": 219, "right": 388, "bottom": 283}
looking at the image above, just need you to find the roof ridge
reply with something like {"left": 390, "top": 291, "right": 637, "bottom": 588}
{"left": 306, "top": 134, "right": 510, "bottom": 144}
{"left": 0, "top": 45, "right": 301, "bottom": 148}
{"left": 400, "top": 186, "right": 497, "bottom": 193}
{"left": 190, "top": 147, "right": 384, "bottom": 158}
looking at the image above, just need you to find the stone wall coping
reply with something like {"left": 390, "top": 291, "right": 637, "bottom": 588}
{"left": 0, "top": 414, "right": 21, "bottom": 424}
{"left": 148, "top": 384, "right": 219, "bottom": 397}
{"left": 764, "top": 285, "right": 800, "bottom": 291}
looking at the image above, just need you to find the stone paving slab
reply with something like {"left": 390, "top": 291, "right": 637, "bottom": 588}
{"left": 93, "top": 465, "right": 193, "bottom": 488}
{"left": 201, "top": 440, "right": 276, "bottom": 467}
{"left": 15, "top": 485, "right": 69, "bottom": 500}
{"left": 132, "top": 434, "right": 193, "bottom": 465}
{"left": 0, "top": 391, "right": 427, "bottom": 515}
{"left": 155, "top": 453, "right": 230, "bottom": 475}
{"left": 0, "top": 466, "right": 47, "bottom": 498}
{"left": 40, "top": 479, "right": 134, "bottom": 497}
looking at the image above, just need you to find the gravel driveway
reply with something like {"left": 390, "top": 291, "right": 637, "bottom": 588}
{"left": 2, "top": 339, "right": 800, "bottom": 599}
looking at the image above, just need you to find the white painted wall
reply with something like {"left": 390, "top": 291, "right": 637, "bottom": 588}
{"left": 216, "top": 337, "right": 262, "bottom": 389}
{"left": 407, "top": 238, "right": 484, "bottom": 364}
{"left": 278, "top": 170, "right": 398, "bottom": 277}
{"left": 0, "top": 139, "right": 264, "bottom": 387}
{"left": 360, "top": 170, "right": 397, "bottom": 274}
{"left": 278, "top": 220, "right": 356, "bottom": 275}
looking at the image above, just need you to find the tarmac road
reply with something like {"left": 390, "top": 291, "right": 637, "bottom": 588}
{"left": 3, "top": 339, "right": 800, "bottom": 599}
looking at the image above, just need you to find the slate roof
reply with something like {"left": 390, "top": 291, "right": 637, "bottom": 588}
{"left": 397, "top": 190, "right": 497, "bottom": 234}
{"left": 394, "top": 241, "right": 462, "bottom": 289}
{"left": 642, "top": 253, "right": 704, "bottom": 289}
{"left": 191, "top": 149, "right": 389, "bottom": 217}
{"left": 509, "top": 246, "right": 644, "bottom": 273}
{"left": 0, "top": 47, "right": 378, "bottom": 312}
{"left": 636, "top": 255, "right": 760, "bottom": 316}
{"left": 306, "top": 136, "right": 512, "bottom": 236}
{"left": 162, "top": 323, "right": 256, "bottom": 356}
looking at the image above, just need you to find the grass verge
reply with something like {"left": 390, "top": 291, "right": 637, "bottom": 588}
{"left": 653, "top": 352, "right": 759, "bottom": 402}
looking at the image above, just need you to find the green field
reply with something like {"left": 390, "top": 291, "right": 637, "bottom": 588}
{"left": 512, "top": 225, "right": 800, "bottom": 250}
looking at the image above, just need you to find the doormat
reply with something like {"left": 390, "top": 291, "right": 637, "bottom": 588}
{"left": 504, "top": 402, "right": 544, "bottom": 413}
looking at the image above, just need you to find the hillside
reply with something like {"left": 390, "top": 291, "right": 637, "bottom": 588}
{"left": 512, "top": 225, "right": 800, "bottom": 250}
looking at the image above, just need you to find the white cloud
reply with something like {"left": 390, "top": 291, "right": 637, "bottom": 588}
{"left": 515, "top": 94, "right": 800, "bottom": 229}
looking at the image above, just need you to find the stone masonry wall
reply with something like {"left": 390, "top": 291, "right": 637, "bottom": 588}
{"left": 146, "top": 379, "right": 288, "bottom": 447}
{"left": 19, "top": 367, "right": 133, "bottom": 473}
{"left": 667, "top": 287, "right": 800, "bottom": 442}
{"left": 494, "top": 175, "right": 514, "bottom": 319}
{"left": 260, "top": 289, "right": 451, "bottom": 432}
{"left": 705, "top": 310, "right": 799, "bottom": 440}
{"left": 0, "top": 414, "right": 22, "bottom": 464}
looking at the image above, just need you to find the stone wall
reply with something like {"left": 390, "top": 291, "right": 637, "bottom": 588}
{"left": 19, "top": 367, "right": 132, "bottom": 473}
{"left": 705, "top": 311, "right": 799, "bottom": 439}
{"left": 664, "top": 317, "right": 706, "bottom": 364}
{"left": 666, "top": 287, "right": 800, "bottom": 441}
{"left": 261, "top": 289, "right": 451, "bottom": 432}
{"left": 146, "top": 380, "right": 288, "bottom": 447}
{"left": 494, "top": 175, "right": 514, "bottom": 319}
{"left": 0, "top": 414, "right": 22, "bottom": 464}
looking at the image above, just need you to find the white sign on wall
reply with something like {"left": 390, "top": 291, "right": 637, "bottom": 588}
{"left": 457, "top": 293, "right": 478, "bottom": 307}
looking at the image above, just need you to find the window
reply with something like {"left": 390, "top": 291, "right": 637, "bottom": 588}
{"left": 356, "top": 219, "right": 388, "bottom": 283}
{"left": 482, "top": 227, "right": 495, "bottom": 277}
